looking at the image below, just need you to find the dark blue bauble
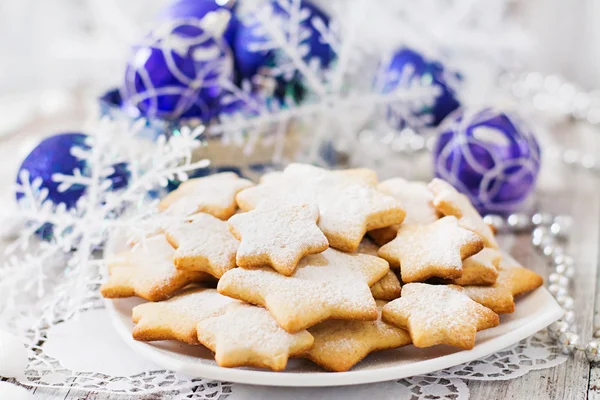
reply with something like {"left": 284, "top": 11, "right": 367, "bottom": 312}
{"left": 382, "top": 48, "right": 460, "bottom": 128}
{"left": 233, "top": 0, "right": 335, "bottom": 82}
{"left": 16, "top": 133, "right": 130, "bottom": 209}
{"left": 123, "top": 12, "right": 234, "bottom": 121}
{"left": 158, "top": 0, "right": 238, "bottom": 51}
{"left": 433, "top": 108, "right": 541, "bottom": 214}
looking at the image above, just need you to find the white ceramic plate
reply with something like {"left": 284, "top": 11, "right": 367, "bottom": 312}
{"left": 105, "top": 283, "right": 562, "bottom": 387}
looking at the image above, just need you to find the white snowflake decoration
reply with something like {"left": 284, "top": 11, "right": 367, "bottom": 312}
{"left": 0, "top": 117, "right": 209, "bottom": 330}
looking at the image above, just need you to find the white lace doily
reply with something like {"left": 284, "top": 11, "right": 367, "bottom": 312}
{"left": 16, "top": 306, "right": 567, "bottom": 400}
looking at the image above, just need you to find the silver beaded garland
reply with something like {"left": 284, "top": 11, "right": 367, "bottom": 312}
{"left": 558, "top": 331, "right": 580, "bottom": 354}
{"left": 486, "top": 211, "right": 600, "bottom": 361}
{"left": 585, "top": 340, "right": 600, "bottom": 363}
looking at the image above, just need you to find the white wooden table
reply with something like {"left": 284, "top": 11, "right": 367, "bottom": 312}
{"left": 0, "top": 104, "right": 598, "bottom": 400}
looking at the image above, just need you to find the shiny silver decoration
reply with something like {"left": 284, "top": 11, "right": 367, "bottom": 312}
{"left": 548, "top": 321, "right": 570, "bottom": 340}
{"left": 531, "top": 212, "right": 554, "bottom": 226}
{"left": 555, "top": 264, "right": 575, "bottom": 278}
{"left": 585, "top": 340, "right": 600, "bottom": 363}
{"left": 558, "top": 331, "right": 580, "bottom": 354}
{"left": 553, "top": 254, "right": 574, "bottom": 267}
{"left": 548, "top": 284, "right": 568, "bottom": 298}
{"left": 560, "top": 310, "right": 576, "bottom": 325}
{"left": 490, "top": 210, "right": 597, "bottom": 359}
{"left": 550, "top": 215, "right": 572, "bottom": 238}
{"left": 548, "top": 273, "right": 569, "bottom": 287}
{"left": 556, "top": 295, "right": 575, "bottom": 310}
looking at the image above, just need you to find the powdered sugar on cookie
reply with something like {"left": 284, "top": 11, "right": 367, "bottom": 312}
{"left": 236, "top": 163, "right": 405, "bottom": 252}
{"left": 378, "top": 216, "right": 484, "bottom": 282}
{"left": 428, "top": 178, "right": 498, "bottom": 249}
{"left": 369, "top": 178, "right": 440, "bottom": 245}
{"left": 165, "top": 213, "right": 239, "bottom": 278}
{"left": 217, "top": 248, "right": 389, "bottom": 332}
{"left": 132, "top": 287, "right": 236, "bottom": 344}
{"left": 196, "top": 302, "right": 314, "bottom": 371}
{"left": 305, "top": 300, "right": 411, "bottom": 371}
{"left": 382, "top": 283, "right": 499, "bottom": 349}
{"left": 228, "top": 203, "right": 328, "bottom": 276}
{"left": 447, "top": 247, "right": 501, "bottom": 286}
{"left": 160, "top": 172, "right": 254, "bottom": 219}
{"left": 100, "top": 235, "right": 211, "bottom": 302}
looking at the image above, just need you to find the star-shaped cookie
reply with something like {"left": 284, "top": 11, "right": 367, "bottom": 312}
{"left": 165, "top": 213, "right": 239, "bottom": 278}
{"left": 131, "top": 287, "right": 236, "bottom": 344}
{"left": 370, "top": 271, "right": 401, "bottom": 300}
{"left": 305, "top": 301, "right": 411, "bottom": 371}
{"left": 236, "top": 163, "right": 405, "bottom": 252}
{"left": 378, "top": 216, "right": 484, "bottom": 282}
{"left": 428, "top": 178, "right": 498, "bottom": 249}
{"left": 382, "top": 283, "right": 499, "bottom": 349}
{"left": 159, "top": 172, "right": 254, "bottom": 219}
{"left": 217, "top": 248, "right": 389, "bottom": 332}
{"left": 445, "top": 248, "right": 501, "bottom": 286}
{"left": 228, "top": 203, "right": 329, "bottom": 276}
{"left": 463, "top": 259, "right": 543, "bottom": 313}
{"left": 196, "top": 302, "right": 314, "bottom": 371}
{"left": 356, "top": 239, "right": 401, "bottom": 300}
{"left": 100, "top": 235, "right": 211, "bottom": 302}
{"left": 369, "top": 178, "right": 440, "bottom": 246}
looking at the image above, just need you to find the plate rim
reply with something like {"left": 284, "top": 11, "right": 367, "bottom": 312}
{"left": 104, "top": 288, "right": 563, "bottom": 387}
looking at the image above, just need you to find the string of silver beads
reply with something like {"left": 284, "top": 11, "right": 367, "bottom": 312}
{"left": 483, "top": 212, "right": 600, "bottom": 362}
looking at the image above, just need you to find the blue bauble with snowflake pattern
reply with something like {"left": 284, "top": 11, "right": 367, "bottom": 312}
{"left": 233, "top": 0, "right": 335, "bottom": 82}
{"left": 123, "top": 9, "right": 234, "bottom": 121}
{"left": 382, "top": 48, "right": 460, "bottom": 128}
{"left": 16, "top": 133, "right": 129, "bottom": 210}
{"left": 433, "top": 108, "right": 541, "bottom": 214}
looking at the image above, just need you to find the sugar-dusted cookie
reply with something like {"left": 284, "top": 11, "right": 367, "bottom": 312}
{"left": 369, "top": 178, "right": 440, "bottom": 246}
{"left": 370, "top": 272, "right": 401, "bottom": 301}
{"left": 165, "top": 213, "right": 239, "bottom": 278}
{"left": 378, "top": 216, "right": 484, "bottom": 282}
{"left": 131, "top": 287, "right": 235, "bottom": 344}
{"left": 356, "top": 238, "right": 401, "bottom": 300}
{"left": 446, "top": 248, "right": 501, "bottom": 286}
{"left": 356, "top": 237, "right": 380, "bottom": 256}
{"left": 236, "top": 163, "right": 405, "bottom": 252}
{"left": 159, "top": 172, "right": 254, "bottom": 219}
{"left": 217, "top": 248, "right": 389, "bottom": 332}
{"left": 336, "top": 168, "right": 379, "bottom": 186}
{"left": 305, "top": 300, "right": 411, "bottom": 372}
{"left": 463, "top": 259, "right": 543, "bottom": 313}
{"left": 428, "top": 178, "right": 498, "bottom": 249}
{"left": 382, "top": 283, "right": 499, "bottom": 349}
{"left": 100, "top": 235, "right": 211, "bottom": 302}
{"left": 228, "top": 204, "right": 328, "bottom": 276}
{"left": 196, "top": 302, "right": 314, "bottom": 371}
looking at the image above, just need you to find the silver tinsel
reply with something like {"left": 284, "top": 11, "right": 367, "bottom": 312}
{"left": 487, "top": 211, "right": 599, "bottom": 362}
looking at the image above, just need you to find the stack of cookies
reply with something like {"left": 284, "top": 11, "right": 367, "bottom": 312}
{"left": 101, "top": 164, "right": 543, "bottom": 372}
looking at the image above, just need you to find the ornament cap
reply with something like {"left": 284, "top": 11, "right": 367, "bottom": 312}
{"left": 200, "top": 9, "right": 232, "bottom": 39}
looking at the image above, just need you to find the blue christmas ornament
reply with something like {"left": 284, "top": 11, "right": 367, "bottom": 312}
{"left": 382, "top": 48, "right": 460, "bottom": 128}
{"left": 233, "top": 0, "right": 335, "bottom": 82}
{"left": 433, "top": 108, "right": 541, "bottom": 214}
{"left": 123, "top": 9, "right": 234, "bottom": 121}
{"left": 16, "top": 133, "right": 129, "bottom": 209}
{"left": 158, "top": 0, "right": 238, "bottom": 50}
